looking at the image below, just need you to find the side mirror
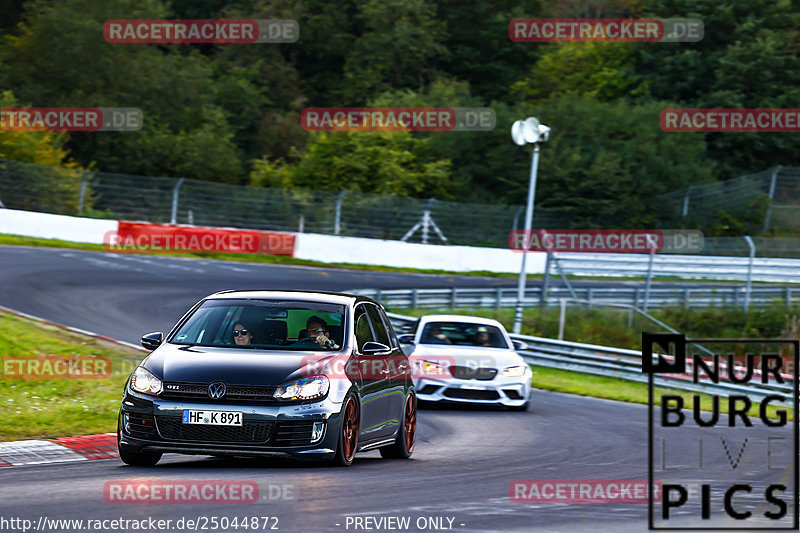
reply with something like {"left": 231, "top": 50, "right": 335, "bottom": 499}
{"left": 361, "top": 341, "right": 391, "bottom": 355}
{"left": 398, "top": 334, "right": 415, "bottom": 345}
{"left": 141, "top": 332, "right": 164, "bottom": 351}
{"left": 512, "top": 340, "right": 528, "bottom": 351}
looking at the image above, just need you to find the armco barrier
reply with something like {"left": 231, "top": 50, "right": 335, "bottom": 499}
{"left": 108, "top": 221, "right": 295, "bottom": 256}
{"left": 352, "top": 285, "right": 800, "bottom": 310}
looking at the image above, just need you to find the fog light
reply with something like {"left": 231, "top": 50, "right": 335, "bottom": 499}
{"left": 311, "top": 421, "right": 325, "bottom": 443}
{"left": 123, "top": 413, "right": 130, "bottom": 433}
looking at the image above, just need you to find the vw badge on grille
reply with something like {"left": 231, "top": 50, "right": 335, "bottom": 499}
{"left": 208, "top": 381, "right": 226, "bottom": 399}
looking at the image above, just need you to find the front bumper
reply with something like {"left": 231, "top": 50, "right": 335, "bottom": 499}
{"left": 412, "top": 372, "right": 531, "bottom": 406}
{"left": 118, "top": 389, "right": 343, "bottom": 460}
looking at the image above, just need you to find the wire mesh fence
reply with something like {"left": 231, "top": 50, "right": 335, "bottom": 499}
{"left": 1, "top": 157, "right": 799, "bottom": 249}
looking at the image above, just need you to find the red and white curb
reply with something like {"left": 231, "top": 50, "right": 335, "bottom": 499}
{"left": 0, "top": 433, "right": 118, "bottom": 467}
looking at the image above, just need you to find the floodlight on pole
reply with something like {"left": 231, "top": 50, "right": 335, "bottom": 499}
{"left": 510, "top": 117, "right": 549, "bottom": 335}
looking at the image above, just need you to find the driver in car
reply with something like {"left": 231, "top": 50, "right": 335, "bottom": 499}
{"left": 473, "top": 326, "right": 492, "bottom": 347}
{"left": 232, "top": 322, "right": 253, "bottom": 346}
{"left": 304, "top": 316, "right": 339, "bottom": 349}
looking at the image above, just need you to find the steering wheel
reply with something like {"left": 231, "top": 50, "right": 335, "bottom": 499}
{"left": 293, "top": 336, "right": 336, "bottom": 349}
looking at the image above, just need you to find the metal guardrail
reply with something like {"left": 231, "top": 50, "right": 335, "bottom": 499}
{"left": 356, "top": 284, "right": 800, "bottom": 310}
{"left": 554, "top": 252, "right": 800, "bottom": 283}
{"left": 385, "top": 312, "right": 794, "bottom": 403}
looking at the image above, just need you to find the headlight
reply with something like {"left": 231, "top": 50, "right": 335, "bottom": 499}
{"left": 130, "top": 367, "right": 163, "bottom": 395}
{"left": 415, "top": 359, "right": 445, "bottom": 375}
{"left": 274, "top": 376, "right": 329, "bottom": 401}
{"left": 502, "top": 365, "right": 528, "bottom": 377}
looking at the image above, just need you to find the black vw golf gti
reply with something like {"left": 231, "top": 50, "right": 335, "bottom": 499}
{"left": 117, "top": 290, "right": 416, "bottom": 466}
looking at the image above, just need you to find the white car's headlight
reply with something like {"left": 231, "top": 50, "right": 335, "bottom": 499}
{"left": 274, "top": 376, "right": 329, "bottom": 401}
{"left": 130, "top": 367, "right": 163, "bottom": 395}
{"left": 502, "top": 365, "right": 528, "bottom": 377}
{"left": 415, "top": 360, "right": 446, "bottom": 375}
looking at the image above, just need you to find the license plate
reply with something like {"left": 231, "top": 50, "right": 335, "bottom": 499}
{"left": 460, "top": 384, "right": 487, "bottom": 390}
{"left": 182, "top": 410, "right": 242, "bottom": 426}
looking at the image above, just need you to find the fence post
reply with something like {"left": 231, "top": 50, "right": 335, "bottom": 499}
{"left": 495, "top": 288, "right": 503, "bottom": 309}
{"left": 763, "top": 165, "right": 781, "bottom": 233}
{"left": 334, "top": 191, "right": 346, "bottom": 235}
{"left": 512, "top": 205, "right": 524, "bottom": 233}
{"left": 170, "top": 178, "right": 185, "bottom": 224}
{"left": 451, "top": 287, "right": 457, "bottom": 307}
{"left": 633, "top": 288, "right": 640, "bottom": 308}
{"left": 643, "top": 235, "right": 657, "bottom": 312}
{"left": 787, "top": 287, "right": 793, "bottom": 308}
{"left": 558, "top": 298, "right": 567, "bottom": 340}
{"left": 411, "top": 289, "right": 418, "bottom": 308}
{"left": 298, "top": 215, "right": 305, "bottom": 233}
{"left": 743, "top": 235, "right": 755, "bottom": 313}
{"left": 188, "top": 210, "right": 194, "bottom": 225}
{"left": 682, "top": 186, "right": 692, "bottom": 217}
{"left": 77, "top": 171, "right": 89, "bottom": 213}
{"left": 541, "top": 251, "right": 552, "bottom": 304}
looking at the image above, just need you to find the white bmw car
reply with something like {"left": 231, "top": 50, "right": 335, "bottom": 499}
{"left": 400, "top": 315, "right": 532, "bottom": 410}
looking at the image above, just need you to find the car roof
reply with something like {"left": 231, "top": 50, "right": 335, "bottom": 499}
{"left": 417, "top": 314, "right": 507, "bottom": 330}
{"left": 204, "top": 289, "right": 371, "bottom": 306}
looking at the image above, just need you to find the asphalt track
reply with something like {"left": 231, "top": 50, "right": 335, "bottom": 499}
{"left": 0, "top": 245, "right": 793, "bottom": 532}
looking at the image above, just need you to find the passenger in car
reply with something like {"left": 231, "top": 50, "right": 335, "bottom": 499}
{"left": 423, "top": 326, "right": 452, "bottom": 345}
{"left": 305, "top": 316, "right": 339, "bottom": 349}
{"left": 232, "top": 322, "right": 253, "bottom": 346}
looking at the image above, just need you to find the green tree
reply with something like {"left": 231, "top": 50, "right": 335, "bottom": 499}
{"left": 499, "top": 95, "right": 716, "bottom": 228}
{"left": 512, "top": 42, "right": 648, "bottom": 103}
{"left": 250, "top": 131, "right": 452, "bottom": 198}
{"left": 342, "top": 0, "right": 449, "bottom": 103}
{"left": 0, "top": 0, "right": 244, "bottom": 181}
{"left": 639, "top": 0, "right": 800, "bottom": 176}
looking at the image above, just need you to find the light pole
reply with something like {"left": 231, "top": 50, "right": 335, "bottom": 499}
{"left": 511, "top": 117, "right": 550, "bottom": 334}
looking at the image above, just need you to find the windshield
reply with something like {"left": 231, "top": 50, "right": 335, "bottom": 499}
{"left": 419, "top": 321, "right": 508, "bottom": 349}
{"left": 170, "top": 299, "right": 346, "bottom": 351}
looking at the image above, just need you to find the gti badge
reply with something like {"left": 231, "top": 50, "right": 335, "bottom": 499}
{"left": 208, "top": 381, "right": 226, "bottom": 399}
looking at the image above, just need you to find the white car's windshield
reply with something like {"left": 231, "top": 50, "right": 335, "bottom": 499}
{"left": 419, "top": 321, "right": 508, "bottom": 349}
{"left": 171, "top": 299, "right": 345, "bottom": 350}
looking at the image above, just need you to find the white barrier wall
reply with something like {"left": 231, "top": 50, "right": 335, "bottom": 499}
{"left": 293, "top": 232, "right": 546, "bottom": 274}
{"left": 0, "top": 209, "right": 116, "bottom": 244}
{"left": 0, "top": 209, "right": 545, "bottom": 273}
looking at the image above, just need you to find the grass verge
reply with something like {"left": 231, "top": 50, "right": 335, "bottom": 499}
{"left": 0, "top": 310, "right": 144, "bottom": 441}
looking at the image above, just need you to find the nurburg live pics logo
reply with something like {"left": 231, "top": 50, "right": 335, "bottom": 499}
{"left": 643, "top": 332, "right": 799, "bottom": 530}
